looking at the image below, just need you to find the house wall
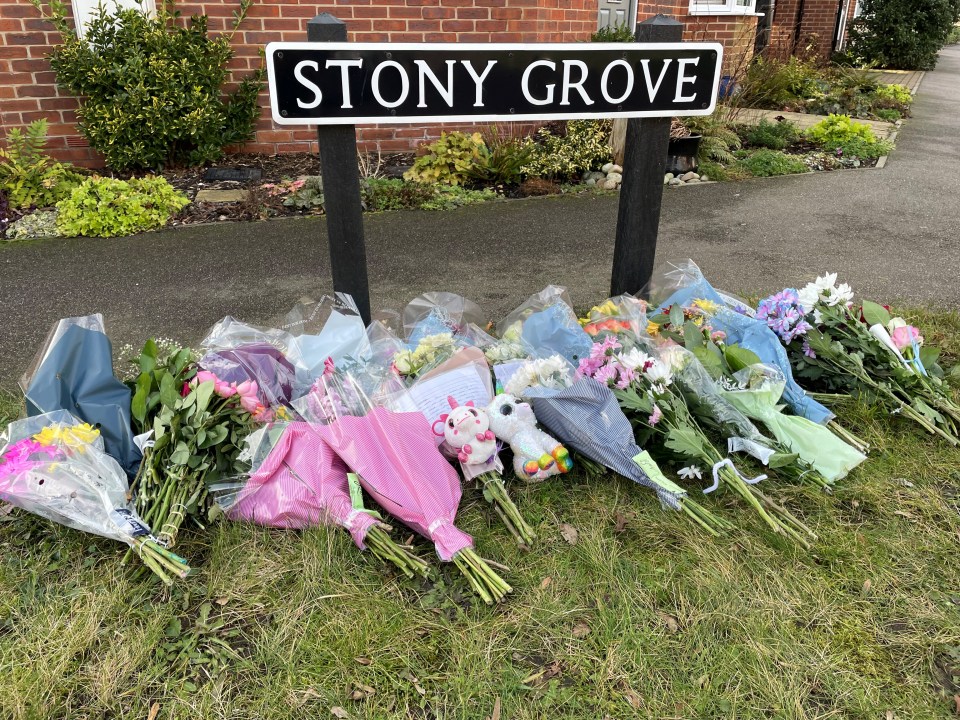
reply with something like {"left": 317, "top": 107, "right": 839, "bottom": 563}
{"left": 766, "top": 0, "right": 843, "bottom": 63}
{"left": 1, "top": 0, "right": 762, "bottom": 166}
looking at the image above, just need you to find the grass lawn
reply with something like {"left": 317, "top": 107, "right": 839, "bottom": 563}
{"left": 1, "top": 311, "right": 959, "bottom": 720}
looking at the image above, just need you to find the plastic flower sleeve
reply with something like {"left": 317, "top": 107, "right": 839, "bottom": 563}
{"left": 403, "top": 292, "right": 486, "bottom": 345}
{"left": 650, "top": 260, "right": 834, "bottom": 425}
{"left": 20, "top": 314, "right": 141, "bottom": 477}
{"left": 497, "top": 286, "right": 593, "bottom": 366}
{"left": 0, "top": 413, "right": 190, "bottom": 584}
{"left": 281, "top": 293, "right": 369, "bottom": 378}
{"left": 721, "top": 365, "right": 866, "bottom": 482}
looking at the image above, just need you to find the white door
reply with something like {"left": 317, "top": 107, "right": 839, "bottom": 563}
{"left": 597, "top": 0, "right": 638, "bottom": 31}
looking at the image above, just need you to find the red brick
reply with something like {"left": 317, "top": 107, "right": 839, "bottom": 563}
{"left": 0, "top": 5, "right": 42, "bottom": 18}
{"left": 388, "top": 6, "right": 424, "bottom": 18}
{"left": 422, "top": 6, "right": 456, "bottom": 18}
{"left": 441, "top": 19, "right": 473, "bottom": 31}
{"left": 456, "top": 7, "right": 490, "bottom": 19}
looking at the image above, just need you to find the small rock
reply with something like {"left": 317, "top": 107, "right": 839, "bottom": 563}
{"left": 664, "top": 173, "right": 674, "bottom": 184}
{"left": 679, "top": 172, "right": 699, "bottom": 182}
{"left": 601, "top": 179, "right": 618, "bottom": 190}
{"left": 668, "top": 178, "right": 683, "bottom": 186}
{"left": 195, "top": 188, "right": 250, "bottom": 204}
{"left": 609, "top": 164, "right": 623, "bottom": 174}
{"left": 601, "top": 162, "right": 614, "bottom": 174}
{"left": 586, "top": 178, "right": 597, "bottom": 186}
{"left": 686, "top": 178, "right": 701, "bottom": 184}
{"left": 700, "top": 174, "right": 709, "bottom": 182}
{"left": 606, "top": 172, "right": 622, "bottom": 183}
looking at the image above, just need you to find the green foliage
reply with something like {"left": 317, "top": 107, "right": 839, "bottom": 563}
{"left": 404, "top": 131, "right": 486, "bottom": 186}
{"left": 463, "top": 128, "right": 533, "bottom": 186}
{"left": 590, "top": 24, "right": 635, "bottom": 42}
{"left": 736, "top": 149, "right": 810, "bottom": 177}
{"left": 0, "top": 119, "right": 84, "bottom": 209}
{"left": 280, "top": 176, "right": 324, "bottom": 211}
{"left": 949, "top": 24, "right": 960, "bottom": 44}
{"left": 848, "top": 0, "right": 958, "bottom": 69}
{"left": 31, "top": 0, "right": 264, "bottom": 171}
{"left": 363, "top": 177, "right": 495, "bottom": 211}
{"left": 4, "top": 209, "right": 61, "bottom": 241}
{"left": 56, "top": 176, "right": 189, "bottom": 238}
{"left": 682, "top": 114, "right": 742, "bottom": 164}
{"left": 743, "top": 119, "right": 800, "bottom": 150}
{"left": 521, "top": 120, "right": 612, "bottom": 181}
{"left": 867, "top": 83, "right": 913, "bottom": 121}
{"left": 737, "top": 56, "right": 824, "bottom": 109}
{"left": 806, "top": 114, "right": 877, "bottom": 145}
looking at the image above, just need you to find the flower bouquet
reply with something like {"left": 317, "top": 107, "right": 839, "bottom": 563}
{"left": 0, "top": 412, "right": 191, "bottom": 584}
{"left": 582, "top": 341, "right": 816, "bottom": 547}
{"left": 213, "top": 422, "right": 429, "bottom": 578}
{"left": 759, "top": 274, "right": 960, "bottom": 445}
{"left": 505, "top": 351, "right": 733, "bottom": 537}
{"left": 129, "top": 340, "right": 258, "bottom": 548}
{"left": 294, "top": 371, "right": 512, "bottom": 604}
{"left": 408, "top": 347, "right": 537, "bottom": 547}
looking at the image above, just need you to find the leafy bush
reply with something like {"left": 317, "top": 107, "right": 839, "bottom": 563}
{"left": 737, "top": 57, "right": 824, "bottom": 110}
{"left": 870, "top": 84, "right": 913, "bottom": 118}
{"left": 806, "top": 114, "right": 877, "bottom": 145}
{"left": 591, "top": 24, "right": 635, "bottom": 42}
{"left": 5, "top": 209, "right": 61, "bottom": 241}
{"left": 736, "top": 150, "right": 810, "bottom": 177}
{"left": 56, "top": 176, "right": 189, "bottom": 237}
{"left": 848, "top": 0, "right": 958, "bottom": 69}
{"left": 463, "top": 127, "right": 532, "bottom": 186}
{"left": 404, "top": 132, "right": 486, "bottom": 186}
{"left": 521, "top": 120, "right": 612, "bottom": 181}
{"left": 682, "top": 114, "right": 742, "bottom": 164}
{"left": 281, "top": 176, "right": 324, "bottom": 211}
{"left": 0, "top": 119, "right": 84, "bottom": 209}
{"left": 743, "top": 119, "right": 800, "bottom": 150}
{"left": 31, "top": 0, "right": 264, "bottom": 170}
{"left": 363, "top": 178, "right": 495, "bottom": 211}
{"left": 806, "top": 114, "right": 892, "bottom": 159}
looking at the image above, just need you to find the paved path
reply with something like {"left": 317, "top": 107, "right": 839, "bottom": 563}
{"left": 2, "top": 46, "right": 959, "bottom": 388}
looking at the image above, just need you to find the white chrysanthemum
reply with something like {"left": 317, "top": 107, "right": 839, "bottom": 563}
{"left": 678, "top": 466, "right": 703, "bottom": 480}
{"left": 797, "top": 283, "right": 821, "bottom": 313}
{"left": 812, "top": 309, "right": 823, "bottom": 325}
{"left": 644, "top": 359, "right": 673, "bottom": 386}
{"left": 504, "top": 355, "right": 571, "bottom": 397}
{"left": 618, "top": 347, "right": 651, "bottom": 371}
{"left": 831, "top": 282, "right": 854, "bottom": 306}
{"left": 814, "top": 272, "right": 838, "bottom": 292}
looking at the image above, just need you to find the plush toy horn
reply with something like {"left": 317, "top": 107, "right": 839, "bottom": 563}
{"left": 447, "top": 395, "right": 459, "bottom": 409}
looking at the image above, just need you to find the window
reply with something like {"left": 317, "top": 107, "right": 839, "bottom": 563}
{"left": 72, "top": 0, "right": 156, "bottom": 38}
{"left": 688, "top": 0, "right": 758, "bottom": 16}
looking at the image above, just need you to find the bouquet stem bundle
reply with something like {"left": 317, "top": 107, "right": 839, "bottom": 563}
{"left": 452, "top": 547, "right": 513, "bottom": 604}
{"left": 363, "top": 525, "right": 432, "bottom": 579}
{"left": 478, "top": 472, "right": 536, "bottom": 547}
{"left": 132, "top": 537, "right": 192, "bottom": 585}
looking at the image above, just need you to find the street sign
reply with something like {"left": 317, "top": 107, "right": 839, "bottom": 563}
{"left": 267, "top": 42, "right": 723, "bottom": 125}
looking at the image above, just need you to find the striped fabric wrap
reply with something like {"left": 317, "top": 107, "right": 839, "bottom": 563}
{"left": 315, "top": 408, "right": 474, "bottom": 561}
{"left": 526, "top": 377, "right": 686, "bottom": 510}
{"left": 227, "top": 422, "right": 377, "bottom": 549}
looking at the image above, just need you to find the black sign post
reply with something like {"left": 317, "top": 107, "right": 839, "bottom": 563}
{"left": 611, "top": 15, "right": 684, "bottom": 298}
{"left": 306, "top": 14, "right": 372, "bottom": 325}
{"left": 275, "top": 16, "right": 721, "bottom": 314}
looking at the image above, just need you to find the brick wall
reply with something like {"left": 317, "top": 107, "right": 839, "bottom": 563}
{"left": 766, "top": 0, "right": 843, "bottom": 63}
{"left": 1, "top": 0, "right": 777, "bottom": 165}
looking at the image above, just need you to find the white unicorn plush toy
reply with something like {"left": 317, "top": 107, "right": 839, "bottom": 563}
{"left": 487, "top": 394, "right": 572, "bottom": 482}
{"left": 432, "top": 396, "right": 497, "bottom": 465}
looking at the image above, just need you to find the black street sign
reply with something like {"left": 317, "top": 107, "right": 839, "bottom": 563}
{"left": 267, "top": 42, "right": 723, "bottom": 125}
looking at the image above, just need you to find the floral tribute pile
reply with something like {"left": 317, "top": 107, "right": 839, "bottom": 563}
{"left": 2, "top": 263, "right": 957, "bottom": 603}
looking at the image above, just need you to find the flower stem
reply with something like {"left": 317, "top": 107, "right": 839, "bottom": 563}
{"left": 477, "top": 472, "right": 535, "bottom": 547}
{"left": 364, "top": 525, "right": 431, "bottom": 579}
{"left": 453, "top": 547, "right": 512, "bottom": 604}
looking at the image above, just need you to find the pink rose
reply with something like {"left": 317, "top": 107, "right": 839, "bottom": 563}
{"left": 194, "top": 370, "right": 217, "bottom": 386}
{"left": 891, "top": 325, "right": 922, "bottom": 351}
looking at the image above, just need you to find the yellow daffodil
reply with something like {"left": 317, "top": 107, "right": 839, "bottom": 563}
{"left": 692, "top": 298, "right": 719, "bottom": 314}
{"left": 647, "top": 321, "right": 661, "bottom": 336}
{"left": 33, "top": 423, "right": 100, "bottom": 449}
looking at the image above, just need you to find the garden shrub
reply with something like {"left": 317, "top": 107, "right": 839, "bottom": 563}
{"left": 736, "top": 57, "right": 824, "bottom": 110}
{"left": 870, "top": 84, "right": 913, "bottom": 118}
{"left": 56, "top": 176, "right": 189, "bottom": 238}
{"left": 521, "top": 120, "right": 612, "bottom": 181}
{"left": 5, "top": 210, "right": 61, "bottom": 241}
{"left": 0, "top": 119, "right": 84, "bottom": 209}
{"left": 743, "top": 119, "right": 800, "bottom": 150}
{"left": 31, "top": 0, "right": 264, "bottom": 171}
{"left": 590, "top": 24, "right": 635, "bottom": 42}
{"left": 363, "top": 178, "right": 495, "bottom": 211}
{"left": 806, "top": 115, "right": 892, "bottom": 159}
{"left": 736, "top": 149, "right": 810, "bottom": 177}
{"left": 682, "top": 114, "right": 742, "bottom": 164}
{"left": 281, "top": 176, "right": 324, "bottom": 211}
{"left": 848, "top": 0, "right": 959, "bottom": 69}
{"left": 404, "top": 132, "right": 486, "bottom": 186}
{"left": 463, "top": 128, "right": 532, "bottom": 186}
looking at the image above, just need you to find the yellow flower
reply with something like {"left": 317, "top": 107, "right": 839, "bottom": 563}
{"left": 33, "top": 423, "right": 100, "bottom": 449}
{"left": 647, "top": 321, "right": 661, "bottom": 336}
{"left": 692, "top": 298, "right": 719, "bottom": 314}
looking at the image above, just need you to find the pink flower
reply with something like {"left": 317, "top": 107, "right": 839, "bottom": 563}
{"left": 891, "top": 325, "right": 922, "bottom": 351}
{"left": 323, "top": 357, "right": 336, "bottom": 377}
{"left": 648, "top": 405, "right": 663, "bottom": 426}
{"left": 711, "top": 330, "right": 727, "bottom": 343}
{"left": 593, "top": 362, "right": 618, "bottom": 386}
{"left": 240, "top": 394, "right": 261, "bottom": 414}
{"left": 194, "top": 370, "right": 217, "bottom": 386}
{"left": 615, "top": 366, "right": 636, "bottom": 390}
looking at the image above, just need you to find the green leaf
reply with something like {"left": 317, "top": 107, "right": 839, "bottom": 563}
{"left": 170, "top": 442, "right": 191, "bottom": 467}
{"left": 159, "top": 372, "right": 179, "bottom": 409}
{"left": 131, "top": 374, "right": 151, "bottom": 426}
{"left": 664, "top": 426, "right": 708, "bottom": 461}
{"left": 768, "top": 451, "right": 800, "bottom": 468}
{"left": 193, "top": 381, "right": 215, "bottom": 415}
{"left": 683, "top": 321, "right": 705, "bottom": 350}
{"left": 669, "top": 304, "right": 685, "bottom": 329}
{"left": 919, "top": 346, "right": 940, "bottom": 370}
{"left": 692, "top": 345, "right": 724, "bottom": 379}
{"left": 724, "top": 345, "right": 762, "bottom": 373}
{"left": 860, "top": 300, "right": 891, "bottom": 327}
{"left": 139, "top": 338, "right": 158, "bottom": 374}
